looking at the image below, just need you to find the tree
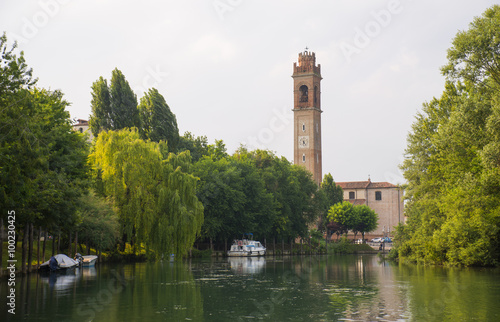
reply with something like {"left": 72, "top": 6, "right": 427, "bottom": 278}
{"left": 442, "top": 5, "right": 500, "bottom": 88}
{"left": 352, "top": 205, "right": 378, "bottom": 242}
{"left": 138, "top": 88, "right": 179, "bottom": 150}
{"left": 77, "top": 192, "right": 119, "bottom": 251}
{"left": 89, "top": 76, "right": 112, "bottom": 137}
{"left": 109, "top": 68, "right": 139, "bottom": 130}
{"left": 318, "top": 173, "right": 344, "bottom": 233}
{"left": 397, "top": 5, "right": 500, "bottom": 266}
{"left": 89, "top": 68, "right": 139, "bottom": 137}
{"left": 327, "top": 201, "right": 355, "bottom": 237}
{"left": 89, "top": 128, "right": 203, "bottom": 257}
{"left": 177, "top": 132, "right": 209, "bottom": 162}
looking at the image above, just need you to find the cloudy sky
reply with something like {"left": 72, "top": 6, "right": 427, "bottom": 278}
{"left": 1, "top": 0, "right": 497, "bottom": 184}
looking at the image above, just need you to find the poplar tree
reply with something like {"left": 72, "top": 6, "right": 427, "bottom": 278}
{"left": 89, "top": 76, "right": 111, "bottom": 137}
{"left": 138, "top": 88, "right": 179, "bottom": 150}
{"left": 109, "top": 68, "right": 139, "bottom": 130}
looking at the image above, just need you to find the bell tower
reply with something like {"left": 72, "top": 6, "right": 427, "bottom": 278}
{"left": 292, "top": 50, "right": 322, "bottom": 185}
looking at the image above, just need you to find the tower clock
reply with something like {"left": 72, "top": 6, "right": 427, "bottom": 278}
{"left": 292, "top": 50, "right": 322, "bottom": 185}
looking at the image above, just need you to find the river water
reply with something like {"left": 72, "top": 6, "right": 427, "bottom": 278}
{"left": 2, "top": 254, "right": 500, "bottom": 321}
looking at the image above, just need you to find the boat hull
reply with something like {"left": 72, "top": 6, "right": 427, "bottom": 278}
{"left": 227, "top": 250, "right": 266, "bottom": 257}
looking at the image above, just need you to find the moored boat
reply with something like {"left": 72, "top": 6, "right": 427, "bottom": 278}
{"left": 39, "top": 254, "right": 80, "bottom": 272}
{"left": 74, "top": 253, "right": 98, "bottom": 267}
{"left": 227, "top": 239, "right": 266, "bottom": 257}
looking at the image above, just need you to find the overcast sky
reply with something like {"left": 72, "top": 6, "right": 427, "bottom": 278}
{"left": 1, "top": 0, "right": 497, "bottom": 184}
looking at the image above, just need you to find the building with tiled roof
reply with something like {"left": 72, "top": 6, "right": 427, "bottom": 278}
{"left": 72, "top": 119, "right": 93, "bottom": 141}
{"left": 336, "top": 178, "right": 404, "bottom": 238}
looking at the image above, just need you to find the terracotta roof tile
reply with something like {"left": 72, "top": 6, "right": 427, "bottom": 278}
{"left": 336, "top": 181, "right": 398, "bottom": 189}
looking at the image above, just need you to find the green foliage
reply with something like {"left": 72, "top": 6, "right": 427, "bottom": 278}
{"left": 89, "top": 128, "right": 204, "bottom": 258}
{"left": 317, "top": 173, "right": 344, "bottom": 231}
{"left": 89, "top": 76, "right": 111, "bottom": 137}
{"left": 89, "top": 68, "right": 139, "bottom": 136}
{"left": 327, "top": 202, "right": 378, "bottom": 240}
{"left": 352, "top": 205, "right": 378, "bottom": 241}
{"left": 177, "top": 132, "right": 209, "bottom": 162}
{"left": 77, "top": 192, "right": 119, "bottom": 250}
{"left": 193, "top": 148, "right": 319, "bottom": 244}
{"left": 138, "top": 88, "right": 179, "bottom": 150}
{"left": 398, "top": 5, "right": 500, "bottom": 266}
{"left": 109, "top": 68, "right": 139, "bottom": 130}
{"left": 327, "top": 201, "right": 354, "bottom": 235}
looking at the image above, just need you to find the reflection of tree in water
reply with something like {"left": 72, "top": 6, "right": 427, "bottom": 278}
{"left": 113, "top": 261, "right": 203, "bottom": 321}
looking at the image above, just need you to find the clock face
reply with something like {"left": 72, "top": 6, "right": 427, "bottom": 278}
{"left": 298, "top": 136, "right": 309, "bottom": 148}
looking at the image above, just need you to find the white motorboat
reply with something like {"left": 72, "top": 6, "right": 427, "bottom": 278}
{"left": 227, "top": 239, "right": 266, "bottom": 257}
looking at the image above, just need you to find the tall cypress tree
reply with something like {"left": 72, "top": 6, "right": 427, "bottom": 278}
{"left": 138, "top": 88, "right": 179, "bottom": 150}
{"left": 109, "top": 68, "right": 139, "bottom": 130}
{"left": 89, "top": 76, "right": 111, "bottom": 137}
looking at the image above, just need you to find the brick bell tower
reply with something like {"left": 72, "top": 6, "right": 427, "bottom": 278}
{"left": 292, "top": 50, "right": 322, "bottom": 185}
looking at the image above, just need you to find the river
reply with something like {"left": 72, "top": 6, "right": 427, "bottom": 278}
{"left": 2, "top": 254, "right": 500, "bottom": 321}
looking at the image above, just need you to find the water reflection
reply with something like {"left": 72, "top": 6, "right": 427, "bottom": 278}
{"left": 2, "top": 255, "right": 499, "bottom": 321}
{"left": 228, "top": 256, "right": 265, "bottom": 275}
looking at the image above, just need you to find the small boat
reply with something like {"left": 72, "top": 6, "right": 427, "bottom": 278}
{"left": 227, "top": 239, "right": 266, "bottom": 257}
{"left": 39, "top": 254, "right": 80, "bottom": 272}
{"left": 75, "top": 253, "right": 98, "bottom": 267}
{"left": 81, "top": 255, "right": 98, "bottom": 267}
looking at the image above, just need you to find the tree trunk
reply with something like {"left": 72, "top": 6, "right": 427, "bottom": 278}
{"left": 28, "top": 223, "right": 34, "bottom": 273}
{"left": 210, "top": 238, "right": 213, "bottom": 251}
{"left": 37, "top": 227, "right": 41, "bottom": 267}
{"left": 56, "top": 231, "right": 61, "bottom": 254}
{"left": 51, "top": 231, "right": 55, "bottom": 257}
{"left": 42, "top": 230, "right": 47, "bottom": 262}
{"left": 74, "top": 231, "right": 78, "bottom": 256}
{"left": 282, "top": 238, "right": 284, "bottom": 255}
{"left": 22, "top": 224, "right": 29, "bottom": 274}
{"left": 87, "top": 239, "right": 91, "bottom": 255}
{"left": 273, "top": 238, "right": 276, "bottom": 257}
{"left": 68, "top": 231, "right": 72, "bottom": 256}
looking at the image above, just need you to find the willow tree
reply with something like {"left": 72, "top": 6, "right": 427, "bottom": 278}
{"left": 89, "top": 129, "right": 203, "bottom": 257}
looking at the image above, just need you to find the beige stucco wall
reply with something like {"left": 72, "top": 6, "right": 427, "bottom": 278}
{"left": 343, "top": 187, "right": 404, "bottom": 237}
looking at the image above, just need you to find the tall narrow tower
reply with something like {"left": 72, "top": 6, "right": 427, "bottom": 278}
{"left": 292, "top": 50, "right": 322, "bottom": 185}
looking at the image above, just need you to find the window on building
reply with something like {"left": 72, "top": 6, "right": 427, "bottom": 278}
{"left": 302, "top": 123, "right": 306, "bottom": 132}
{"left": 302, "top": 154, "right": 306, "bottom": 162}
{"left": 299, "top": 85, "right": 308, "bottom": 102}
{"left": 79, "top": 128, "right": 83, "bottom": 133}
{"left": 349, "top": 191, "right": 355, "bottom": 200}
{"left": 375, "top": 191, "right": 382, "bottom": 201}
